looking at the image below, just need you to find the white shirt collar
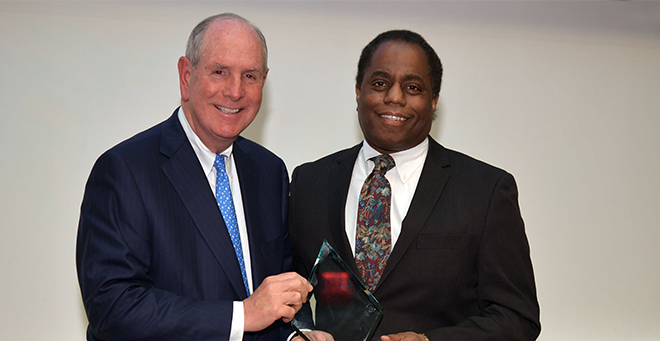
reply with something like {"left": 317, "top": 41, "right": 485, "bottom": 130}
{"left": 360, "top": 137, "right": 429, "bottom": 183}
{"left": 177, "top": 107, "right": 234, "bottom": 177}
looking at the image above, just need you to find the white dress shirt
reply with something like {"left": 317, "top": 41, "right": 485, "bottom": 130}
{"left": 178, "top": 108, "right": 251, "bottom": 341}
{"left": 345, "top": 138, "right": 429, "bottom": 255}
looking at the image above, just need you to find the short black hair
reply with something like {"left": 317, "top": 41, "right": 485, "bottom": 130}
{"left": 356, "top": 30, "right": 443, "bottom": 97}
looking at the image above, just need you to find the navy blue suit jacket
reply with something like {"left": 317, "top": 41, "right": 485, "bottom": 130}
{"left": 77, "top": 110, "right": 291, "bottom": 341}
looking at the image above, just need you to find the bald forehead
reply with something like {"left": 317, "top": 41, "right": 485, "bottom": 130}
{"left": 204, "top": 20, "right": 259, "bottom": 47}
{"left": 206, "top": 18, "right": 255, "bottom": 35}
{"left": 201, "top": 19, "right": 266, "bottom": 69}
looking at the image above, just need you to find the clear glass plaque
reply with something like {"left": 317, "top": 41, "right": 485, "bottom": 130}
{"left": 292, "top": 240, "right": 384, "bottom": 341}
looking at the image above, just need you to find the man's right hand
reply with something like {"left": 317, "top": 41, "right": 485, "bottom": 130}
{"left": 293, "top": 330, "right": 335, "bottom": 341}
{"left": 243, "top": 272, "right": 313, "bottom": 332}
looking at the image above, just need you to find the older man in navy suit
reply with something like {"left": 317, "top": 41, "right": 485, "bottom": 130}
{"left": 77, "top": 13, "right": 312, "bottom": 341}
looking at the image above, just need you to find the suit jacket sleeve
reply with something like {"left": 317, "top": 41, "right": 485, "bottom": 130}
{"left": 426, "top": 172, "right": 540, "bottom": 341}
{"left": 77, "top": 150, "right": 233, "bottom": 341}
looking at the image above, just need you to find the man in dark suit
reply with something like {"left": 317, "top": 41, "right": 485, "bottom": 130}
{"left": 76, "top": 13, "right": 312, "bottom": 341}
{"left": 289, "top": 30, "right": 540, "bottom": 341}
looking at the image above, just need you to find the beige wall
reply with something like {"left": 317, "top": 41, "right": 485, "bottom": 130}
{"left": 1, "top": 1, "right": 659, "bottom": 340}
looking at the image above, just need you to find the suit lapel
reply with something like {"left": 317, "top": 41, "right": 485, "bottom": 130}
{"left": 232, "top": 138, "right": 268, "bottom": 287}
{"left": 378, "top": 137, "right": 451, "bottom": 287}
{"left": 327, "top": 144, "right": 362, "bottom": 275}
{"left": 159, "top": 112, "right": 248, "bottom": 298}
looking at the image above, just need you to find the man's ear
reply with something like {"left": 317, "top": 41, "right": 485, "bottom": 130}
{"left": 432, "top": 94, "right": 439, "bottom": 112}
{"left": 355, "top": 85, "right": 361, "bottom": 105}
{"left": 178, "top": 56, "right": 192, "bottom": 102}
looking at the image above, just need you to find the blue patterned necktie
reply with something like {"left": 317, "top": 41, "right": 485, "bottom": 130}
{"left": 214, "top": 154, "right": 250, "bottom": 296}
{"left": 355, "top": 154, "right": 395, "bottom": 292}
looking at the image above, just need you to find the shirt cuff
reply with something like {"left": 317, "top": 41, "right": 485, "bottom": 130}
{"left": 229, "top": 301, "right": 244, "bottom": 341}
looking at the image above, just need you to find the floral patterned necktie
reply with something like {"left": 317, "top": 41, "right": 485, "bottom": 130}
{"left": 355, "top": 154, "right": 395, "bottom": 292}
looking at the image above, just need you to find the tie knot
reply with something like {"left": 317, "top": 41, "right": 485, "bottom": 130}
{"left": 214, "top": 154, "right": 227, "bottom": 172}
{"left": 370, "top": 154, "right": 395, "bottom": 175}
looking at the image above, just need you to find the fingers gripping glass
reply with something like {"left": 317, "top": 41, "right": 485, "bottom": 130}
{"left": 292, "top": 240, "right": 384, "bottom": 341}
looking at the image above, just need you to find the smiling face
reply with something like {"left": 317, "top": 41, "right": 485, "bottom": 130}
{"left": 178, "top": 19, "right": 268, "bottom": 153}
{"left": 356, "top": 41, "right": 438, "bottom": 154}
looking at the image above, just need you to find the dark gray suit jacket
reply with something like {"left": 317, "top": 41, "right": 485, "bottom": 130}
{"left": 289, "top": 137, "right": 540, "bottom": 340}
{"left": 77, "top": 110, "right": 292, "bottom": 341}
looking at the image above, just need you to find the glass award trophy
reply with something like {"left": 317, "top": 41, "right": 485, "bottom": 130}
{"left": 292, "top": 240, "right": 384, "bottom": 341}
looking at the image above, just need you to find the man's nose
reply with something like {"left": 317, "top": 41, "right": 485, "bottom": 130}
{"left": 384, "top": 84, "right": 406, "bottom": 106}
{"left": 223, "top": 75, "right": 245, "bottom": 101}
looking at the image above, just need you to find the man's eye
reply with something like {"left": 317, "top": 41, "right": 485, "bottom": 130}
{"left": 373, "top": 81, "right": 386, "bottom": 88}
{"left": 214, "top": 70, "right": 224, "bottom": 75}
{"left": 407, "top": 85, "right": 420, "bottom": 92}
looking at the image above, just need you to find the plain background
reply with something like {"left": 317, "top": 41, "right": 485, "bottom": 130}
{"left": 1, "top": 1, "right": 659, "bottom": 340}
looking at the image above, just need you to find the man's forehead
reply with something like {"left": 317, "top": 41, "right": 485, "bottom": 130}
{"left": 204, "top": 20, "right": 259, "bottom": 48}
{"left": 367, "top": 43, "right": 430, "bottom": 81}
{"left": 206, "top": 18, "right": 253, "bottom": 35}
{"left": 199, "top": 21, "right": 265, "bottom": 69}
